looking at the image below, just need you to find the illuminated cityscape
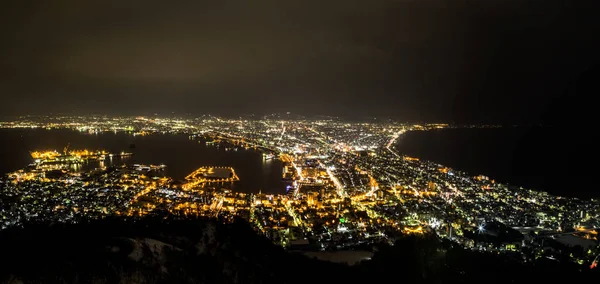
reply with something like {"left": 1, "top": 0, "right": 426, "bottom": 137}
{"left": 0, "top": 115, "right": 598, "bottom": 268}
{"left": 1, "top": 0, "right": 597, "bottom": 281}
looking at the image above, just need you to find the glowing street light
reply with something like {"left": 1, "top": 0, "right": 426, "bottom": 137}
{"left": 477, "top": 224, "right": 485, "bottom": 233}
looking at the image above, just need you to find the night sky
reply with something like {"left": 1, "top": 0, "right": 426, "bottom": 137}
{"left": 1, "top": 0, "right": 599, "bottom": 123}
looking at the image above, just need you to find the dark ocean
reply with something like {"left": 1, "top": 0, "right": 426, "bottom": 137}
{"left": 395, "top": 127, "right": 597, "bottom": 199}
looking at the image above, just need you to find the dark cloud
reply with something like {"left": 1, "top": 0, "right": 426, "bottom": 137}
{"left": 1, "top": 0, "right": 599, "bottom": 122}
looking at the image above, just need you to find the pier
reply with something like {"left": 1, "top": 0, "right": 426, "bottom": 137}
{"left": 182, "top": 166, "right": 240, "bottom": 190}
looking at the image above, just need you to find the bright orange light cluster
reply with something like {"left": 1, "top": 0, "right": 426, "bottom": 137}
{"left": 403, "top": 226, "right": 423, "bottom": 234}
{"left": 68, "top": 149, "right": 107, "bottom": 157}
{"left": 183, "top": 167, "right": 240, "bottom": 190}
{"left": 31, "top": 149, "right": 109, "bottom": 159}
{"left": 30, "top": 151, "right": 61, "bottom": 159}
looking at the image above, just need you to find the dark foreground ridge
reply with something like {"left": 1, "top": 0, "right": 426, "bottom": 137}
{"left": 1, "top": 217, "right": 598, "bottom": 284}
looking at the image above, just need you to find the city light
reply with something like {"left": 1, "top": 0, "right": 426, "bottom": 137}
{"left": 0, "top": 115, "right": 598, "bottom": 265}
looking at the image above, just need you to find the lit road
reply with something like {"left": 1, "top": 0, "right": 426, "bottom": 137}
{"left": 284, "top": 200, "right": 304, "bottom": 229}
{"left": 324, "top": 164, "right": 347, "bottom": 198}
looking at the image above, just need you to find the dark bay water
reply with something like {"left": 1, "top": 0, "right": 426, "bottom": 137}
{"left": 395, "top": 127, "right": 597, "bottom": 199}
{"left": 0, "top": 129, "right": 285, "bottom": 194}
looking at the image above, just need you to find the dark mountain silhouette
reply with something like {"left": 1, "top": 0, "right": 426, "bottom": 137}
{"left": 0, "top": 216, "right": 353, "bottom": 284}
{"left": 0, "top": 216, "right": 597, "bottom": 284}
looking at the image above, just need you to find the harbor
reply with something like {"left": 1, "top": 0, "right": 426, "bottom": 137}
{"left": 30, "top": 147, "right": 133, "bottom": 166}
